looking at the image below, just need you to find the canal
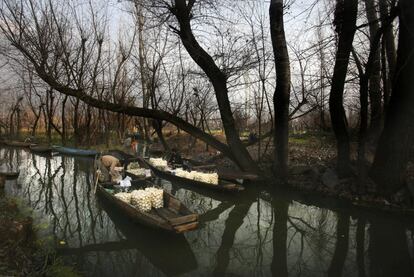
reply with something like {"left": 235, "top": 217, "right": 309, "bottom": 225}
{"left": 1, "top": 147, "right": 413, "bottom": 276}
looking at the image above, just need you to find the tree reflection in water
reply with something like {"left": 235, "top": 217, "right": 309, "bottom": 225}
{"left": 271, "top": 199, "right": 289, "bottom": 277}
{"left": 1, "top": 147, "right": 414, "bottom": 276}
{"left": 369, "top": 220, "right": 414, "bottom": 277}
{"left": 328, "top": 213, "right": 350, "bottom": 277}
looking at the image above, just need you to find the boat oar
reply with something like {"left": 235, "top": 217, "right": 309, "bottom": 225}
{"left": 93, "top": 170, "right": 100, "bottom": 194}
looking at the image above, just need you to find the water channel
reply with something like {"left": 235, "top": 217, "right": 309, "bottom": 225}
{"left": 1, "top": 147, "right": 413, "bottom": 276}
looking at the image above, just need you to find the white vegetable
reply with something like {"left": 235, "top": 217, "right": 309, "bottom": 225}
{"left": 126, "top": 168, "right": 146, "bottom": 177}
{"left": 114, "top": 187, "right": 164, "bottom": 211}
{"left": 173, "top": 169, "right": 219, "bottom": 185}
{"left": 149, "top": 158, "right": 168, "bottom": 170}
{"left": 128, "top": 162, "right": 141, "bottom": 170}
{"left": 130, "top": 190, "right": 152, "bottom": 212}
{"left": 145, "top": 187, "right": 164, "bottom": 209}
{"left": 114, "top": 192, "right": 131, "bottom": 203}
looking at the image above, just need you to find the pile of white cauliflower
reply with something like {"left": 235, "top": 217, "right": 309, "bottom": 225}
{"left": 114, "top": 187, "right": 164, "bottom": 212}
{"left": 128, "top": 162, "right": 141, "bottom": 169}
{"left": 126, "top": 167, "right": 146, "bottom": 177}
{"left": 149, "top": 158, "right": 169, "bottom": 170}
{"left": 174, "top": 168, "right": 219, "bottom": 185}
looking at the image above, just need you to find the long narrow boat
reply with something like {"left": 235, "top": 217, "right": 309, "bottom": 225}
{"left": 140, "top": 157, "right": 245, "bottom": 192}
{"left": 96, "top": 182, "right": 199, "bottom": 233}
{"left": 52, "top": 145, "right": 98, "bottom": 157}
{"left": 124, "top": 157, "right": 153, "bottom": 180}
{"left": 4, "top": 140, "right": 34, "bottom": 147}
{"left": 182, "top": 158, "right": 262, "bottom": 183}
{"left": 61, "top": 198, "right": 198, "bottom": 276}
{"left": 30, "top": 145, "right": 53, "bottom": 154}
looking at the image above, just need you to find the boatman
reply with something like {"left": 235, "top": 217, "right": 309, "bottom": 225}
{"left": 97, "top": 155, "right": 122, "bottom": 183}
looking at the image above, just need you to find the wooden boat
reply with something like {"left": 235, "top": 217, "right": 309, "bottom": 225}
{"left": 4, "top": 140, "right": 34, "bottom": 147}
{"left": 60, "top": 198, "right": 198, "bottom": 276}
{"left": 182, "top": 158, "right": 262, "bottom": 183}
{"left": 124, "top": 157, "right": 153, "bottom": 180}
{"left": 30, "top": 145, "right": 53, "bottom": 154}
{"left": 52, "top": 145, "right": 98, "bottom": 157}
{"left": 125, "top": 170, "right": 152, "bottom": 181}
{"left": 0, "top": 171, "right": 19, "bottom": 179}
{"left": 140, "top": 157, "right": 245, "bottom": 192}
{"left": 96, "top": 182, "right": 199, "bottom": 233}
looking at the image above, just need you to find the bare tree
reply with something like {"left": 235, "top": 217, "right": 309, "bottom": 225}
{"left": 270, "top": 0, "right": 291, "bottom": 182}
{"left": 328, "top": 0, "right": 358, "bottom": 177}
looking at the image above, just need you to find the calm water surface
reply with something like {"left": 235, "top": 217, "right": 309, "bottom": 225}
{"left": 1, "top": 147, "right": 414, "bottom": 276}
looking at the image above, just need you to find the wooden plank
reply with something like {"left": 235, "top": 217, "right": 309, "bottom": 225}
{"left": 155, "top": 208, "right": 197, "bottom": 226}
{"left": 168, "top": 214, "right": 198, "bottom": 226}
{"left": 156, "top": 208, "right": 180, "bottom": 219}
{"left": 166, "top": 195, "right": 182, "bottom": 211}
{"left": 174, "top": 222, "right": 198, "bottom": 233}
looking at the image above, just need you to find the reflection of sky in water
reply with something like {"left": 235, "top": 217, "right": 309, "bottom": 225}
{"left": 1, "top": 147, "right": 413, "bottom": 277}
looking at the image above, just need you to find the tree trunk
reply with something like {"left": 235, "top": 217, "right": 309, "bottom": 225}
{"left": 73, "top": 98, "right": 80, "bottom": 146}
{"left": 31, "top": 105, "right": 42, "bottom": 137}
{"left": 136, "top": 2, "right": 151, "bottom": 142}
{"left": 61, "top": 95, "right": 68, "bottom": 145}
{"left": 269, "top": 0, "right": 291, "bottom": 182}
{"left": 172, "top": 0, "right": 258, "bottom": 173}
{"left": 329, "top": 0, "right": 358, "bottom": 177}
{"left": 379, "top": 0, "right": 397, "bottom": 108}
{"left": 370, "top": 0, "right": 414, "bottom": 195}
{"left": 352, "top": 50, "right": 369, "bottom": 177}
{"left": 152, "top": 119, "right": 170, "bottom": 152}
{"left": 381, "top": 38, "right": 390, "bottom": 111}
{"left": 46, "top": 89, "right": 53, "bottom": 142}
{"left": 364, "top": 0, "right": 382, "bottom": 140}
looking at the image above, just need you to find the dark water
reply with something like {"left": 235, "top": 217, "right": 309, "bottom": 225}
{"left": 1, "top": 147, "right": 414, "bottom": 277}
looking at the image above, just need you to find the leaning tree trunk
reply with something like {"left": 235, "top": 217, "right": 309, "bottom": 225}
{"left": 269, "top": 0, "right": 291, "bottom": 182}
{"left": 172, "top": 0, "right": 258, "bottom": 173}
{"left": 370, "top": 0, "right": 414, "bottom": 195}
{"left": 328, "top": 0, "right": 358, "bottom": 177}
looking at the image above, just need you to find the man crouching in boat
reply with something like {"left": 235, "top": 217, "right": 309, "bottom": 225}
{"left": 97, "top": 155, "right": 122, "bottom": 183}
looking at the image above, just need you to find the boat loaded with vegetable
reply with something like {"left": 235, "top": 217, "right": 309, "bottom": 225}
{"left": 95, "top": 181, "right": 199, "bottom": 233}
{"left": 141, "top": 157, "right": 245, "bottom": 192}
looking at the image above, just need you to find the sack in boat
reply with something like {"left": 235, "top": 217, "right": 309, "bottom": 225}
{"left": 114, "top": 192, "right": 131, "bottom": 203}
{"left": 130, "top": 190, "right": 152, "bottom": 212}
{"left": 145, "top": 187, "right": 163, "bottom": 209}
{"left": 127, "top": 168, "right": 146, "bottom": 177}
{"left": 174, "top": 168, "right": 219, "bottom": 185}
{"left": 128, "top": 162, "right": 141, "bottom": 170}
{"left": 149, "top": 158, "right": 168, "bottom": 170}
